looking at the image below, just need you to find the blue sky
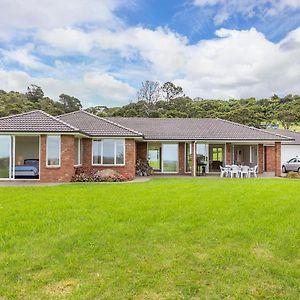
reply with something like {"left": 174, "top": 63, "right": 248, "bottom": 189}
{"left": 0, "top": 0, "right": 300, "bottom": 107}
{"left": 120, "top": 0, "right": 300, "bottom": 42}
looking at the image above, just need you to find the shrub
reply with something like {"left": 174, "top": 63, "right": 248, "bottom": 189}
{"left": 72, "top": 167, "right": 133, "bottom": 182}
{"left": 286, "top": 171, "right": 300, "bottom": 179}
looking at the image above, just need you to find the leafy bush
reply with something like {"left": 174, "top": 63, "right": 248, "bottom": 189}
{"left": 286, "top": 171, "right": 300, "bottom": 179}
{"left": 72, "top": 167, "right": 133, "bottom": 182}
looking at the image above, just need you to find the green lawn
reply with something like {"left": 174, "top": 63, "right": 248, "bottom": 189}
{"left": 0, "top": 179, "right": 299, "bottom": 299}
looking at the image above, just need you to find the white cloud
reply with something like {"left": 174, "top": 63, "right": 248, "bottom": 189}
{"left": 1, "top": 45, "right": 51, "bottom": 71}
{"left": 37, "top": 26, "right": 188, "bottom": 79}
{"left": 84, "top": 72, "right": 136, "bottom": 102}
{"left": 37, "top": 28, "right": 96, "bottom": 55}
{"left": 0, "top": 0, "right": 127, "bottom": 39}
{"left": 0, "top": 69, "right": 136, "bottom": 106}
{"left": 33, "top": 24, "right": 300, "bottom": 99}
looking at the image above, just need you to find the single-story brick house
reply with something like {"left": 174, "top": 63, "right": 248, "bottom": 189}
{"left": 0, "top": 110, "right": 293, "bottom": 182}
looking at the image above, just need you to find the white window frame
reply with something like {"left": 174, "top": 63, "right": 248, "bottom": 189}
{"left": 74, "top": 138, "right": 82, "bottom": 166}
{"left": 46, "top": 135, "right": 61, "bottom": 168}
{"left": 92, "top": 139, "right": 125, "bottom": 166}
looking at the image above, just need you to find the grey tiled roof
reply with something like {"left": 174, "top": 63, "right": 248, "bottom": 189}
{"left": 0, "top": 110, "right": 78, "bottom": 133}
{"left": 107, "top": 117, "right": 292, "bottom": 141}
{"left": 58, "top": 111, "right": 142, "bottom": 137}
{"left": 0, "top": 110, "right": 293, "bottom": 142}
{"left": 265, "top": 129, "right": 300, "bottom": 145}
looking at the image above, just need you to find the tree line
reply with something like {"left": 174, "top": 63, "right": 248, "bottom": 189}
{"left": 0, "top": 85, "right": 82, "bottom": 117}
{"left": 88, "top": 81, "right": 300, "bottom": 129}
{"left": 1, "top": 82, "right": 300, "bottom": 129}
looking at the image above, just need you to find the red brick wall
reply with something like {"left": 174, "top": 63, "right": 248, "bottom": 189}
{"left": 264, "top": 146, "right": 275, "bottom": 172}
{"left": 82, "top": 138, "right": 92, "bottom": 168}
{"left": 258, "top": 144, "right": 264, "bottom": 174}
{"left": 136, "top": 142, "right": 147, "bottom": 160}
{"left": 82, "top": 138, "right": 136, "bottom": 178}
{"left": 275, "top": 142, "right": 281, "bottom": 177}
{"left": 225, "top": 143, "right": 232, "bottom": 165}
{"left": 40, "top": 135, "right": 76, "bottom": 182}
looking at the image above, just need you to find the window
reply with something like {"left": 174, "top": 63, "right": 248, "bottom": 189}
{"left": 46, "top": 135, "right": 60, "bottom": 167}
{"left": 212, "top": 147, "right": 223, "bottom": 161}
{"left": 93, "top": 140, "right": 102, "bottom": 165}
{"left": 103, "top": 140, "right": 115, "bottom": 164}
{"left": 92, "top": 139, "right": 125, "bottom": 165}
{"left": 74, "top": 138, "right": 82, "bottom": 166}
{"left": 116, "top": 140, "right": 125, "bottom": 164}
{"left": 288, "top": 158, "right": 297, "bottom": 163}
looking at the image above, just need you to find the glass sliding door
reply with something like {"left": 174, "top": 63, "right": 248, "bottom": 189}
{"left": 148, "top": 143, "right": 161, "bottom": 171}
{"left": 196, "top": 143, "right": 209, "bottom": 173}
{"left": 0, "top": 136, "right": 12, "bottom": 179}
{"left": 196, "top": 144, "right": 208, "bottom": 164}
{"left": 185, "top": 143, "right": 192, "bottom": 173}
{"left": 162, "top": 143, "right": 179, "bottom": 173}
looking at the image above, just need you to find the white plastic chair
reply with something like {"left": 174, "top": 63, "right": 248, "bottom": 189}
{"left": 240, "top": 166, "right": 250, "bottom": 178}
{"left": 249, "top": 165, "right": 258, "bottom": 178}
{"left": 220, "top": 166, "right": 229, "bottom": 178}
{"left": 230, "top": 165, "right": 240, "bottom": 178}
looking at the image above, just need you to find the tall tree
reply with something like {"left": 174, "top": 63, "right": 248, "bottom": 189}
{"left": 162, "top": 82, "right": 183, "bottom": 101}
{"left": 26, "top": 84, "right": 44, "bottom": 102}
{"left": 58, "top": 94, "right": 82, "bottom": 113}
{"left": 278, "top": 102, "right": 299, "bottom": 129}
{"left": 136, "top": 81, "right": 161, "bottom": 116}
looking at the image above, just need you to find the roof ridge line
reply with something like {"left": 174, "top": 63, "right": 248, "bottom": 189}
{"left": 217, "top": 118, "right": 294, "bottom": 140}
{"left": 101, "top": 117, "right": 143, "bottom": 136}
{"left": 78, "top": 110, "right": 143, "bottom": 136}
{"left": 37, "top": 110, "right": 80, "bottom": 131}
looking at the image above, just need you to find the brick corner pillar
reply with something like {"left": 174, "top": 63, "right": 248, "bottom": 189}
{"left": 136, "top": 142, "right": 148, "bottom": 161}
{"left": 82, "top": 138, "right": 92, "bottom": 168}
{"left": 191, "top": 142, "right": 196, "bottom": 176}
{"left": 274, "top": 142, "right": 282, "bottom": 177}
{"left": 40, "top": 135, "right": 76, "bottom": 182}
{"left": 125, "top": 139, "right": 136, "bottom": 178}
{"left": 258, "top": 144, "right": 264, "bottom": 174}
{"left": 225, "top": 143, "right": 232, "bottom": 165}
{"left": 178, "top": 142, "right": 185, "bottom": 175}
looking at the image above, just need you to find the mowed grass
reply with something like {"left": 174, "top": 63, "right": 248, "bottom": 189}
{"left": 0, "top": 179, "right": 299, "bottom": 299}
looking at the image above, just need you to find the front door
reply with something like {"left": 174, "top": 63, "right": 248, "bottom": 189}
{"left": 209, "top": 145, "right": 224, "bottom": 171}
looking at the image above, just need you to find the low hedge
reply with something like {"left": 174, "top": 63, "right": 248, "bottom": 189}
{"left": 286, "top": 171, "right": 300, "bottom": 179}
